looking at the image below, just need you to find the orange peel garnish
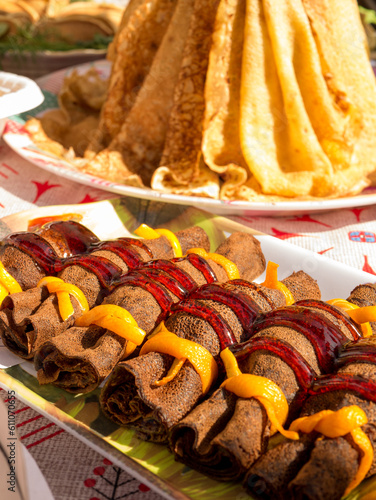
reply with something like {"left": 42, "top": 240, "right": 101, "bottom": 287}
{"left": 220, "top": 348, "right": 298, "bottom": 440}
{"left": 289, "top": 405, "right": 372, "bottom": 495}
{"left": 0, "top": 262, "right": 22, "bottom": 305}
{"left": 260, "top": 261, "right": 295, "bottom": 306}
{"left": 327, "top": 298, "right": 373, "bottom": 337}
{"left": 187, "top": 248, "right": 240, "bottom": 280}
{"left": 37, "top": 277, "right": 89, "bottom": 321}
{"left": 134, "top": 224, "right": 182, "bottom": 257}
{"left": 140, "top": 323, "right": 218, "bottom": 393}
{"left": 75, "top": 304, "right": 145, "bottom": 348}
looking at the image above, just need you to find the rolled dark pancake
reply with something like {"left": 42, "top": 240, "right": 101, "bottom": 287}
{"left": 286, "top": 382, "right": 376, "bottom": 500}
{"left": 100, "top": 271, "right": 321, "bottom": 444}
{"left": 346, "top": 282, "right": 376, "bottom": 333}
{"left": 169, "top": 297, "right": 361, "bottom": 481}
{"left": 34, "top": 232, "right": 267, "bottom": 394}
{"left": 0, "top": 225, "right": 211, "bottom": 360}
{"left": 0, "top": 220, "right": 100, "bottom": 290}
{"left": 244, "top": 283, "right": 376, "bottom": 499}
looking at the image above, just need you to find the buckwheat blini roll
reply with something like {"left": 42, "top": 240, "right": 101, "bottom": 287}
{"left": 100, "top": 268, "right": 321, "bottom": 443}
{"left": 0, "top": 224, "right": 210, "bottom": 360}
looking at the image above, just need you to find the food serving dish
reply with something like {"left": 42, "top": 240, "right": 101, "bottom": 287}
{"left": 0, "top": 70, "right": 44, "bottom": 135}
{"left": 0, "top": 197, "right": 375, "bottom": 499}
{"left": 3, "top": 60, "right": 376, "bottom": 217}
{"left": 0, "top": 49, "right": 107, "bottom": 80}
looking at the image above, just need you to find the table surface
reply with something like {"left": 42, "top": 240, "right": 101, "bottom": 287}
{"left": 1, "top": 137, "right": 376, "bottom": 500}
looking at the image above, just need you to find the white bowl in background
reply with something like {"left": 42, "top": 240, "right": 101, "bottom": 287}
{"left": 0, "top": 71, "right": 44, "bottom": 135}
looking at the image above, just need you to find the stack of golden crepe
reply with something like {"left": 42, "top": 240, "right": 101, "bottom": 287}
{"left": 26, "top": 0, "right": 376, "bottom": 202}
{"left": 0, "top": 0, "right": 123, "bottom": 42}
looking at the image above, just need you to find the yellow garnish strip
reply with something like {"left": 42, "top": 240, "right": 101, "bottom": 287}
{"left": 220, "top": 348, "right": 299, "bottom": 440}
{"left": 0, "top": 283, "right": 9, "bottom": 304}
{"left": 140, "top": 324, "right": 218, "bottom": 394}
{"left": 37, "top": 277, "right": 89, "bottom": 321}
{"left": 187, "top": 248, "right": 240, "bottom": 280}
{"left": 134, "top": 223, "right": 182, "bottom": 257}
{"left": 75, "top": 304, "right": 146, "bottom": 347}
{"left": 155, "top": 358, "right": 186, "bottom": 387}
{"left": 260, "top": 261, "right": 295, "bottom": 306}
{"left": 122, "top": 341, "right": 138, "bottom": 359}
{"left": 289, "top": 405, "right": 373, "bottom": 495}
{"left": 134, "top": 224, "right": 161, "bottom": 239}
{"left": 0, "top": 262, "right": 22, "bottom": 304}
{"left": 327, "top": 299, "right": 373, "bottom": 337}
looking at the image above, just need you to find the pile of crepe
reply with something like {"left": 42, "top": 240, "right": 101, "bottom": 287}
{"left": 29, "top": 0, "right": 376, "bottom": 201}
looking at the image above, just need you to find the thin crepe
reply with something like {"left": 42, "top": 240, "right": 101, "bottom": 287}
{"left": 169, "top": 295, "right": 360, "bottom": 481}
{"left": 84, "top": 0, "right": 194, "bottom": 186}
{"left": 34, "top": 232, "right": 266, "bottom": 393}
{"left": 0, "top": 226, "right": 210, "bottom": 360}
{"left": 151, "top": 0, "right": 221, "bottom": 197}
{"left": 100, "top": 271, "right": 320, "bottom": 443}
{"left": 0, "top": 220, "right": 100, "bottom": 290}
{"left": 201, "top": 0, "right": 250, "bottom": 200}
{"left": 239, "top": 0, "right": 376, "bottom": 199}
{"left": 85, "top": 0, "right": 177, "bottom": 159}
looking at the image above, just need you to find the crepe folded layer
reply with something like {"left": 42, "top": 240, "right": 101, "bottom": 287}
{"left": 169, "top": 295, "right": 361, "bottom": 481}
{"left": 150, "top": 0, "right": 222, "bottom": 198}
{"left": 243, "top": 285, "right": 376, "bottom": 499}
{"left": 237, "top": 0, "right": 376, "bottom": 200}
{"left": 0, "top": 225, "right": 210, "bottom": 360}
{"left": 84, "top": 0, "right": 195, "bottom": 187}
{"left": 245, "top": 365, "right": 376, "bottom": 500}
{"left": 85, "top": 0, "right": 178, "bottom": 159}
{"left": 33, "top": 232, "right": 266, "bottom": 394}
{"left": 100, "top": 270, "right": 320, "bottom": 443}
{"left": 0, "top": 220, "right": 100, "bottom": 290}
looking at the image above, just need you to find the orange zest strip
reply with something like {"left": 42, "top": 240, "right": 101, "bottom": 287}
{"left": 220, "top": 348, "right": 299, "bottom": 440}
{"left": 289, "top": 405, "right": 372, "bottom": 495}
{"left": 134, "top": 224, "right": 161, "bottom": 239}
{"left": 260, "top": 261, "right": 295, "bottom": 306}
{"left": 154, "top": 358, "right": 186, "bottom": 387}
{"left": 134, "top": 224, "right": 182, "bottom": 257}
{"left": 186, "top": 248, "right": 240, "bottom": 280}
{"left": 37, "top": 277, "right": 89, "bottom": 321}
{"left": 327, "top": 299, "right": 373, "bottom": 337}
{"left": 154, "top": 229, "right": 182, "bottom": 257}
{"left": 0, "top": 284, "right": 9, "bottom": 304}
{"left": 122, "top": 341, "right": 138, "bottom": 359}
{"left": 140, "top": 323, "right": 218, "bottom": 394}
{"left": 75, "top": 304, "right": 146, "bottom": 347}
{"left": 0, "top": 262, "right": 22, "bottom": 305}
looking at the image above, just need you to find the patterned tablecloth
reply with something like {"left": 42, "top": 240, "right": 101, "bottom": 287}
{"left": 1, "top": 137, "right": 376, "bottom": 500}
